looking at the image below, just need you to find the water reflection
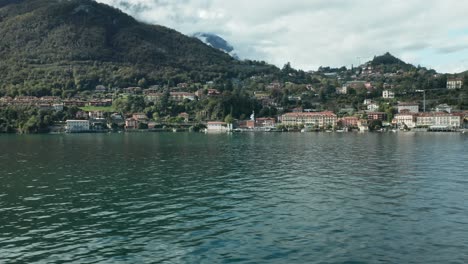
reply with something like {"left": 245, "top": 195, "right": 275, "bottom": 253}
{"left": 0, "top": 133, "right": 467, "bottom": 263}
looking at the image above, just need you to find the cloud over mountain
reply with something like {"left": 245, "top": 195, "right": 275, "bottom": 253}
{"left": 97, "top": 0, "right": 468, "bottom": 73}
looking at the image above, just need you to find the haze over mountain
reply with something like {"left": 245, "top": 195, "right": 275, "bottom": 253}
{"left": 0, "top": 0, "right": 275, "bottom": 95}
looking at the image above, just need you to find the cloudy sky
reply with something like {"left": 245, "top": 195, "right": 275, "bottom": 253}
{"left": 97, "top": 0, "right": 468, "bottom": 73}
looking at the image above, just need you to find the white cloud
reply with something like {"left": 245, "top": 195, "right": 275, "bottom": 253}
{"left": 97, "top": 0, "right": 468, "bottom": 73}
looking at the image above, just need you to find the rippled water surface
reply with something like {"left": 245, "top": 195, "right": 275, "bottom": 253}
{"left": 0, "top": 133, "right": 467, "bottom": 263}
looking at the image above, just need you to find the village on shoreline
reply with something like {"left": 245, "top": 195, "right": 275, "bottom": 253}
{"left": 1, "top": 56, "right": 467, "bottom": 134}
{"left": 1, "top": 85, "right": 466, "bottom": 134}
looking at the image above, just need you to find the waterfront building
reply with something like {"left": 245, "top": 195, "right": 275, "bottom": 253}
{"left": 124, "top": 113, "right": 149, "bottom": 129}
{"left": 206, "top": 121, "right": 232, "bottom": 132}
{"left": 255, "top": 118, "right": 276, "bottom": 128}
{"left": 416, "top": 112, "right": 462, "bottom": 128}
{"left": 357, "top": 119, "right": 369, "bottom": 131}
{"left": 125, "top": 118, "right": 139, "bottom": 129}
{"left": 393, "top": 113, "right": 416, "bottom": 128}
{"left": 339, "top": 116, "right": 359, "bottom": 127}
{"left": 66, "top": 120, "right": 90, "bottom": 132}
{"left": 398, "top": 102, "right": 419, "bottom": 113}
{"left": 279, "top": 111, "right": 337, "bottom": 128}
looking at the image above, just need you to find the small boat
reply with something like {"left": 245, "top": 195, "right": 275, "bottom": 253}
{"left": 301, "top": 125, "right": 314, "bottom": 132}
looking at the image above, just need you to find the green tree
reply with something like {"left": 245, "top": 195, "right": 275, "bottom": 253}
{"left": 224, "top": 114, "right": 234, "bottom": 124}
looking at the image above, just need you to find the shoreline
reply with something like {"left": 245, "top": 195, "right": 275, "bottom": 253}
{"left": 2, "top": 128, "right": 466, "bottom": 135}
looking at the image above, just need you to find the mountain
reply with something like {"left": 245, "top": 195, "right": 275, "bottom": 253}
{"left": 370, "top": 52, "right": 412, "bottom": 67}
{"left": 365, "top": 52, "right": 416, "bottom": 73}
{"left": 193, "top": 32, "right": 238, "bottom": 58}
{"left": 0, "top": 0, "right": 276, "bottom": 96}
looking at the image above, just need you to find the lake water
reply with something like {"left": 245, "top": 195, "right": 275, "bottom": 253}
{"left": 0, "top": 133, "right": 467, "bottom": 263}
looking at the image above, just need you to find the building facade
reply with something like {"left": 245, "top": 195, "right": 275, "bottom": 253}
{"left": 170, "top": 92, "right": 196, "bottom": 102}
{"left": 382, "top": 90, "right": 395, "bottom": 99}
{"left": 340, "top": 116, "right": 359, "bottom": 127}
{"left": 367, "top": 103, "right": 379, "bottom": 112}
{"left": 279, "top": 111, "right": 337, "bottom": 128}
{"left": 416, "top": 112, "right": 462, "bottom": 128}
{"left": 434, "top": 104, "right": 452, "bottom": 113}
{"left": 66, "top": 120, "right": 90, "bottom": 132}
{"left": 206, "top": 121, "right": 232, "bottom": 132}
{"left": 447, "top": 78, "right": 463, "bottom": 90}
{"left": 367, "top": 112, "right": 387, "bottom": 121}
{"left": 398, "top": 103, "right": 419, "bottom": 113}
{"left": 393, "top": 113, "right": 416, "bottom": 128}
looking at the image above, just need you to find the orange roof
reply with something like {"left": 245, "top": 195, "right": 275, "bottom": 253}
{"left": 283, "top": 111, "right": 336, "bottom": 117}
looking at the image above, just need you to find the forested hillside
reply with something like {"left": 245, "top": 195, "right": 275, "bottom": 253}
{"left": 0, "top": 0, "right": 277, "bottom": 96}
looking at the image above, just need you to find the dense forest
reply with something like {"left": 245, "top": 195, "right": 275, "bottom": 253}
{"left": 0, "top": 0, "right": 278, "bottom": 96}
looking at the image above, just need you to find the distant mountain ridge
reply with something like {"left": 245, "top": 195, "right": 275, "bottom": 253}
{"left": 193, "top": 32, "right": 239, "bottom": 59}
{"left": 193, "top": 33, "right": 234, "bottom": 53}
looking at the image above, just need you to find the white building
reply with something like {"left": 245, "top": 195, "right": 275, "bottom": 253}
{"left": 382, "top": 90, "right": 395, "bottom": 99}
{"left": 367, "top": 103, "right": 379, "bottom": 112}
{"left": 279, "top": 111, "right": 337, "bottom": 128}
{"left": 434, "top": 104, "right": 452, "bottom": 113}
{"left": 357, "top": 119, "right": 369, "bottom": 132}
{"left": 66, "top": 120, "right": 90, "bottom": 132}
{"left": 416, "top": 113, "right": 462, "bottom": 128}
{"left": 170, "top": 92, "right": 196, "bottom": 102}
{"left": 393, "top": 113, "right": 416, "bottom": 128}
{"left": 447, "top": 78, "right": 463, "bottom": 90}
{"left": 52, "top": 103, "right": 64, "bottom": 111}
{"left": 398, "top": 103, "right": 419, "bottom": 113}
{"left": 363, "top": 99, "right": 373, "bottom": 105}
{"left": 336, "top": 86, "right": 347, "bottom": 95}
{"left": 89, "top": 111, "right": 105, "bottom": 119}
{"left": 206, "top": 121, "right": 232, "bottom": 132}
